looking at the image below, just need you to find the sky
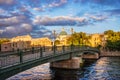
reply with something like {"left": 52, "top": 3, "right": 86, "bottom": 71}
{"left": 0, "top": 0, "right": 120, "bottom": 38}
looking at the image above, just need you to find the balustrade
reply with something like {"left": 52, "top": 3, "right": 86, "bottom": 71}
{"left": 0, "top": 45, "right": 99, "bottom": 68}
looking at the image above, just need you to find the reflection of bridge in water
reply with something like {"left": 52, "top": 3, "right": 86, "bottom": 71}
{"left": 0, "top": 45, "right": 100, "bottom": 79}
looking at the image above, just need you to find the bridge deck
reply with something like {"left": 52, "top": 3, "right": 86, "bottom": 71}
{"left": 0, "top": 45, "right": 100, "bottom": 79}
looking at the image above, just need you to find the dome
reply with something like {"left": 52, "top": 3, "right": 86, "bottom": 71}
{"left": 59, "top": 31, "right": 67, "bottom": 35}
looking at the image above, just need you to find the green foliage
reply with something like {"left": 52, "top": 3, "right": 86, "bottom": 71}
{"left": 55, "top": 40, "right": 60, "bottom": 45}
{"left": 67, "top": 32, "right": 90, "bottom": 46}
{"left": 105, "top": 30, "right": 120, "bottom": 51}
{"left": 106, "top": 40, "right": 120, "bottom": 51}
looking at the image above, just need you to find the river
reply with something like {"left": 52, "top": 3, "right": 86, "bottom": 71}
{"left": 7, "top": 57, "right": 120, "bottom": 80}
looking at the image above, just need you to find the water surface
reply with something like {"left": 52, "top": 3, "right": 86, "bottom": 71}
{"left": 7, "top": 57, "right": 120, "bottom": 80}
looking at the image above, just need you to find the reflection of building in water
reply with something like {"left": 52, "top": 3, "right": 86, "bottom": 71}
{"left": 56, "top": 28, "right": 69, "bottom": 45}
{"left": 31, "top": 37, "right": 52, "bottom": 47}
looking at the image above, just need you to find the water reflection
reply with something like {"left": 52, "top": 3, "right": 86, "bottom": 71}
{"left": 7, "top": 57, "right": 120, "bottom": 80}
{"left": 80, "top": 57, "right": 120, "bottom": 80}
{"left": 7, "top": 63, "right": 52, "bottom": 80}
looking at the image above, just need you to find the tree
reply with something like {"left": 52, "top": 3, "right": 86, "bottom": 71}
{"left": 54, "top": 40, "right": 60, "bottom": 45}
{"left": 104, "top": 30, "right": 120, "bottom": 51}
{"left": 67, "top": 32, "right": 89, "bottom": 46}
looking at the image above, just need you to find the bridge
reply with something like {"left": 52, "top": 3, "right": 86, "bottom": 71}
{"left": 0, "top": 45, "right": 100, "bottom": 79}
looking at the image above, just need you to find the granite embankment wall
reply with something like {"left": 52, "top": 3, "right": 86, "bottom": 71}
{"left": 100, "top": 51, "right": 120, "bottom": 57}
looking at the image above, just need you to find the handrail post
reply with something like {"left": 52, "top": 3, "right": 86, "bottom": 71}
{"left": 17, "top": 48, "right": 20, "bottom": 56}
{"left": 52, "top": 45, "right": 53, "bottom": 51}
{"left": 53, "top": 45, "right": 56, "bottom": 54}
{"left": 19, "top": 50, "right": 23, "bottom": 63}
{"left": 62, "top": 45, "right": 65, "bottom": 53}
{"left": 71, "top": 44, "right": 73, "bottom": 51}
{"left": 43, "top": 46, "right": 45, "bottom": 52}
{"left": 32, "top": 47, "right": 34, "bottom": 54}
{"left": 40, "top": 47, "right": 43, "bottom": 57}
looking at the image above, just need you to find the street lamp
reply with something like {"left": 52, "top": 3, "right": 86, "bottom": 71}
{"left": 53, "top": 30, "right": 56, "bottom": 46}
{"left": 71, "top": 28, "right": 74, "bottom": 45}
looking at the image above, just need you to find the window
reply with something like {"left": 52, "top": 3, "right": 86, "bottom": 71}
{"left": 5, "top": 47, "right": 7, "bottom": 49}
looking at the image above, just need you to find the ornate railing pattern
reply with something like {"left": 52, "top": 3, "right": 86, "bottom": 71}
{"left": 0, "top": 45, "right": 99, "bottom": 68}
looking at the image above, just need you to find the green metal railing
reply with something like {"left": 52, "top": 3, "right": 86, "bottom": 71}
{"left": 0, "top": 45, "right": 100, "bottom": 79}
{"left": 0, "top": 45, "right": 100, "bottom": 68}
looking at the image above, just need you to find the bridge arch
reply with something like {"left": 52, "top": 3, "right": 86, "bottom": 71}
{"left": 0, "top": 46, "right": 100, "bottom": 79}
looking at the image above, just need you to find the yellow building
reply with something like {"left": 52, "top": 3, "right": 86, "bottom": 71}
{"left": 11, "top": 35, "right": 32, "bottom": 42}
{"left": 11, "top": 35, "right": 31, "bottom": 50}
{"left": 31, "top": 37, "right": 52, "bottom": 47}
{"left": 89, "top": 34, "right": 102, "bottom": 47}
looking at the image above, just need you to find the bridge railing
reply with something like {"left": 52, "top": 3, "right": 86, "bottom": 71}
{"left": 0, "top": 45, "right": 99, "bottom": 68}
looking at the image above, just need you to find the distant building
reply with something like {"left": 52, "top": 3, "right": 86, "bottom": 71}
{"left": 11, "top": 41, "right": 31, "bottom": 50}
{"left": 56, "top": 28, "right": 69, "bottom": 45}
{"left": 11, "top": 35, "right": 32, "bottom": 50}
{"left": 89, "top": 34, "right": 102, "bottom": 47}
{"left": 11, "top": 35, "right": 32, "bottom": 42}
{"left": 31, "top": 37, "right": 52, "bottom": 46}
{"left": 0, "top": 42, "right": 12, "bottom": 52}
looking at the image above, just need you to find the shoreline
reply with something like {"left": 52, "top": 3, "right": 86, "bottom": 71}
{"left": 100, "top": 51, "right": 120, "bottom": 57}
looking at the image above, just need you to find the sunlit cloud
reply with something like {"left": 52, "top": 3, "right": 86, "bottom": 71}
{"left": 0, "top": 0, "right": 16, "bottom": 5}
{"left": 0, "top": 0, "right": 120, "bottom": 38}
{"left": 33, "top": 16, "right": 86, "bottom": 26}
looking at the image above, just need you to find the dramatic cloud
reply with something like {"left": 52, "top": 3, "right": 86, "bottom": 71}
{"left": 86, "top": 14, "right": 108, "bottom": 22}
{"left": 33, "top": 16, "right": 86, "bottom": 26}
{"left": 47, "top": 0, "right": 67, "bottom": 8}
{"left": 0, "top": 0, "right": 120, "bottom": 38}
{"left": 0, "top": 0, "right": 16, "bottom": 5}
{"left": 33, "top": 15, "right": 108, "bottom": 26}
{"left": 104, "top": 9, "right": 120, "bottom": 16}
{"left": 0, "top": 24, "right": 32, "bottom": 38}
{"left": 0, "top": 15, "right": 31, "bottom": 27}
{"left": 31, "top": 26, "right": 52, "bottom": 38}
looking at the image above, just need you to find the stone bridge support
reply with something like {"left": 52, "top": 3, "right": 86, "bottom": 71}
{"left": 50, "top": 57, "right": 83, "bottom": 69}
{"left": 82, "top": 53, "right": 99, "bottom": 60}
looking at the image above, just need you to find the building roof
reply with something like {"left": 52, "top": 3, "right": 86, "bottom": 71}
{"left": 59, "top": 30, "right": 67, "bottom": 36}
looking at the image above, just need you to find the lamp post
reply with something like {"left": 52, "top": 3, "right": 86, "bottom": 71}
{"left": 53, "top": 30, "right": 56, "bottom": 54}
{"left": 70, "top": 28, "right": 74, "bottom": 51}
{"left": 53, "top": 30, "right": 56, "bottom": 45}
{"left": 71, "top": 28, "right": 74, "bottom": 45}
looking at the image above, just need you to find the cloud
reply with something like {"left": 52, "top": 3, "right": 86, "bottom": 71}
{"left": 31, "top": 26, "right": 52, "bottom": 38}
{"left": 33, "top": 15, "right": 108, "bottom": 26}
{"left": 0, "top": 15, "right": 31, "bottom": 27}
{"left": 0, "top": 24, "right": 32, "bottom": 38}
{"left": 33, "top": 16, "right": 86, "bottom": 26}
{"left": 87, "top": 14, "right": 107, "bottom": 21}
{"left": 33, "top": 7, "right": 45, "bottom": 12}
{"left": 47, "top": 0, "right": 67, "bottom": 8}
{"left": 104, "top": 9, "right": 120, "bottom": 16}
{"left": 21, "top": 23, "right": 32, "bottom": 32}
{"left": 0, "top": 0, "right": 16, "bottom": 5}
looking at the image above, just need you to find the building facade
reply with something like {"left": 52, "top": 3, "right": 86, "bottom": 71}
{"left": 56, "top": 28, "right": 68, "bottom": 45}
{"left": 89, "top": 34, "right": 102, "bottom": 47}
{"left": 0, "top": 42, "right": 12, "bottom": 52}
{"left": 31, "top": 37, "right": 52, "bottom": 47}
{"left": 11, "top": 35, "right": 32, "bottom": 50}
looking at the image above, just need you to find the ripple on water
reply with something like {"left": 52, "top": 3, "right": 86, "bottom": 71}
{"left": 81, "top": 57, "right": 120, "bottom": 80}
{"left": 7, "top": 63, "right": 52, "bottom": 80}
{"left": 7, "top": 57, "right": 120, "bottom": 80}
